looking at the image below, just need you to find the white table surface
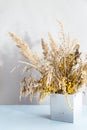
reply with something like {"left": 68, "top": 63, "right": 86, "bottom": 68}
{"left": 0, "top": 105, "right": 87, "bottom": 130}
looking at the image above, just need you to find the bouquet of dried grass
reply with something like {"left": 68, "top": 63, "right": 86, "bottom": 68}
{"left": 9, "top": 22, "right": 87, "bottom": 104}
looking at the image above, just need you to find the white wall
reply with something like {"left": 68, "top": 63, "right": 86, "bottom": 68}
{"left": 0, "top": 0, "right": 87, "bottom": 104}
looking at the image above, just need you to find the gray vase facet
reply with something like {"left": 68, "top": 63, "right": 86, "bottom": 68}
{"left": 50, "top": 92, "right": 82, "bottom": 123}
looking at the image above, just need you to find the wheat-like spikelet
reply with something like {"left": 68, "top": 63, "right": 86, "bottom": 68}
{"left": 9, "top": 32, "right": 41, "bottom": 65}
{"left": 41, "top": 38, "right": 50, "bottom": 61}
{"left": 48, "top": 32, "right": 58, "bottom": 56}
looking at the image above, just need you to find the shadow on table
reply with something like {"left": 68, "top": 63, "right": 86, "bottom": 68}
{"left": 39, "top": 114, "right": 51, "bottom": 120}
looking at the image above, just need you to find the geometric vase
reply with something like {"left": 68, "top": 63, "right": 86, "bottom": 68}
{"left": 50, "top": 92, "right": 82, "bottom": 123}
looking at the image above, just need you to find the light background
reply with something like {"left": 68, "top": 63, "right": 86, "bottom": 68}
{"left": 0, "top": 0, "right": 87, "bottom": 104}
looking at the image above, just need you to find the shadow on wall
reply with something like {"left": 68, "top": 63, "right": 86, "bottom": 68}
{"left": 0, "top": 31, "right": 46, "bottom": 105}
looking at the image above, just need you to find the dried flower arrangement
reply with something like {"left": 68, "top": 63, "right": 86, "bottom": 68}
{"left": 9, "top": 22, "right": 87, "bottom": 105}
